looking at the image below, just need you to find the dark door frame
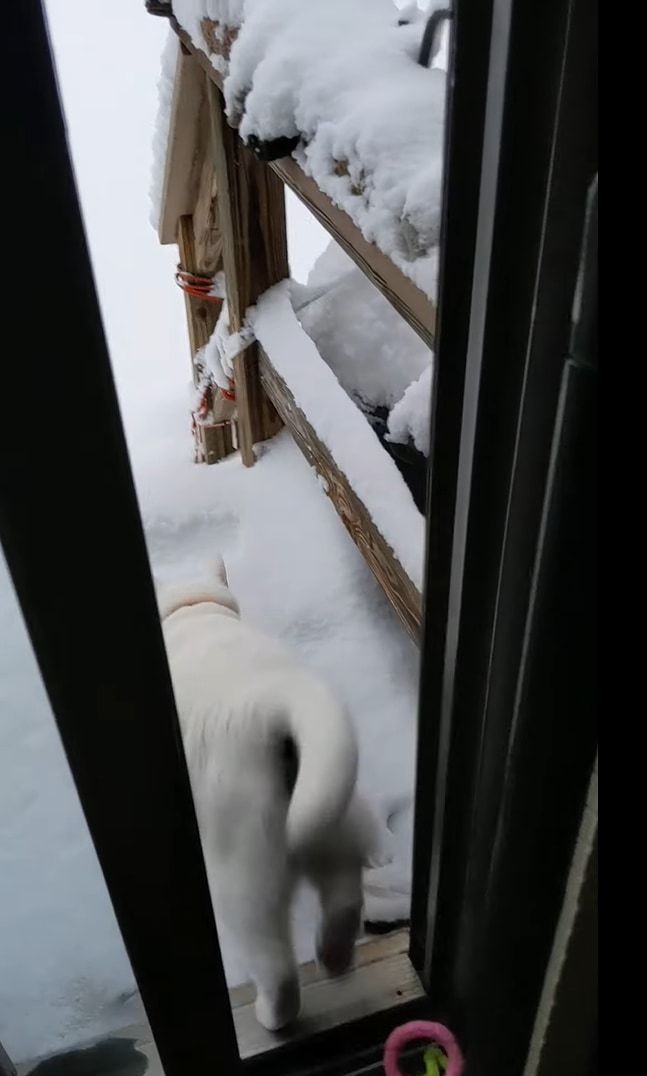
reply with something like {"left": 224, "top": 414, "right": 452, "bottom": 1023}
{"left": 412, "top": 0, "right": 597, "bottom": 1068}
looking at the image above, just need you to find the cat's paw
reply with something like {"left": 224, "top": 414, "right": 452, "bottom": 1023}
{"left": 255, "top": 977, "right": 300, "bottom": 1031}
{"left": 317, "top": 904, "right": 362, "bottom": 977}
{"left": 363, "top": 843, "right": 394, "bottom": 870}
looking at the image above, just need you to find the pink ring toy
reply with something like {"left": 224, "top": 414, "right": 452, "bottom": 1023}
{"left": 383, "top": 1020, "right": 465, "bottom": 1076}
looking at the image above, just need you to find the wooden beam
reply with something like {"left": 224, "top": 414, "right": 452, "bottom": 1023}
{"left": 177, "top": 214, "right": 217, "bottom": 366}
{"left": 177, "top": 214, "right": 235, "bottom": 463}
{"left": 230, "top": 930, "right": 422, "bottom": 1060}
{"left": 206, "top": 76, "right": 286, "bottom": 466}
{"left": 192, "top": 151, "right": 223, "bottom": 276}
{"left": 170, "top": 21, "right": 435, "bottom": 350}
{"left": 271, "top": 158, "right": 435, "bottom": 350}
{"left": 158, "top": 46, "right": 207, "bottom": 245}
{"left": 171, "top": 20, "right": 225, "bottom": 90}
{"left": 176, "top": 143, "right": 223, "bottom": 361}
{"left": 258, "top": 347, "right": 423, "bottom": 642}
{"left": 158, "top": 44, "right": 236, "bottom": 464}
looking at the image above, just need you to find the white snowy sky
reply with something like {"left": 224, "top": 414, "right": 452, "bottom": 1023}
{"left": 45, "top": 1, "right": 187, "bottom": 443}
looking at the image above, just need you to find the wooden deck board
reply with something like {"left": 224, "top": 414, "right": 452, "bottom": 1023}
{"left": 232, "top": 929, "right": 421, "bottom": 1060}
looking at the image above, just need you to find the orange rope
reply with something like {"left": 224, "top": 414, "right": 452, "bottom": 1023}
{"left": 175, "top": 265, "right": 224, "bottom": 302}
{"left": 177, "top": 265, "right": 235, "bottom": 400}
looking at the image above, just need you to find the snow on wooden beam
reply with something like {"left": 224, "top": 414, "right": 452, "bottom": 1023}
{"left": 271, "top": 158, "right": 435, "bottom": 350}
{"left": 257, "top": 345, "right": 423, "bottom": 643}
{"left": 171, "top": 19, "right": 225, "bottom": 89}
{"left": 169, "top": 21, "right": 436, "bottom": 351}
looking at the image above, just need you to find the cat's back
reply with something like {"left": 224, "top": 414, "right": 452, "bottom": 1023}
{"left": 163, "top": 605, "right": 293, "bottom": 836}
{"left": 163, "top": 602, "right": 296, "bottom": 685}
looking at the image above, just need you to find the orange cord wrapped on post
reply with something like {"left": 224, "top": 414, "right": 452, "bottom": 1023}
{"left": 175, "top": 265, "right": 236, "bottom": 402}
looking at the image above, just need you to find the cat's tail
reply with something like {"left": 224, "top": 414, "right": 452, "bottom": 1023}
{"left": 280, "top": 678, "right": 358, "bottom": 857}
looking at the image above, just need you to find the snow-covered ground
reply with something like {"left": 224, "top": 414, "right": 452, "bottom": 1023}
{"left": 0, "top": 1, "right": 424, "bottom": 1064}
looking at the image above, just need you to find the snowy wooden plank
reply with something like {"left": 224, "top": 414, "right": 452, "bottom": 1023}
{"left": 230, "top": 929, "right": 423, "bottom": 1059}
{"left": 157, "top": 44, "right": 207, "bottom": 245}
{"left": 206, "top": 77, "right": 286, "bottom": 466}
{"left": 169, "top": 22, "right": 436, "bottom": 351}
{"left": 258, "top": 347, "right": 423, "bottom": 642}
{"left": 191, "top": 149, "right": 223, "bottom": 277}
{"left": 171, "top": 19, "right": 226, "bottom": 89}
{"left": 254, "top": 283, "right": 425, "bottom": 587}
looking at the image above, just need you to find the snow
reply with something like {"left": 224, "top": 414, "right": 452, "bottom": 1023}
{"left": 172, "top": 0, "right": 246, "bottom": 73}
{"left": 0, "top": 298, "right": 421, "bottom": 1071}
{"left": 173, "top": 0, "right": 447, "bottom": 298}
{"left": 199, "top": 237, "right": 434, "bottom": 465}
{"left": 387, "top": 364, "right": 434, "bottom": 456}
{"left": 1, "top": 2, "right": 421, "bottom": 1063}
{"left": 298, "top": 240, "right": 432, "bottom": 419}
{"left": 145, "top": 433, "right": 419, "bottom": 986}
{"left": 2, "top": 417, "right": 419, "bottom": 1063}
{"left": 0, "top": 552, "right": 145, "bottom": 1062}
{"left": 253, "top": 280, "right": 426, "bottom": 588}
{"left": 285, "top": 188, "right": 331, "bottom": 284}
{"left": 149, "top": 29, "right": 179, "bottom": 231}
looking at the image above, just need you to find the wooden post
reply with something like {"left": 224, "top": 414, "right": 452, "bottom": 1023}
{"left": 158, "top": 47, "right": 235, "bottom": 465}
{"left": 206, "top": 77, "right": 287, "bottom": 466}
{"left": 177, "top": 210, "right": 236, "bottom": 465}
{"left": 177, "top": 214, "right": 219, "bottom": 382}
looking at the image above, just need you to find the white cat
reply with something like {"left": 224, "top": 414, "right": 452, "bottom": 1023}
{"left": 157, "top": 557, "right": 384, "bottom": 1031}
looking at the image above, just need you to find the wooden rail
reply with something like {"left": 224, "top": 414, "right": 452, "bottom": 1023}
{"left": 270, "top": 158, "right": 435, "bottom": 349}
{"left": 258, "top": 347, "right": 423, "bottom": 642}
{"left": 170, "top": 21, "right": 435, "bottom": 350}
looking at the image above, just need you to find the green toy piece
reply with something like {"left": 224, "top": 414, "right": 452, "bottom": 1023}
{"left": 421, "top": 1045, "right": 448, "bottom": 1076}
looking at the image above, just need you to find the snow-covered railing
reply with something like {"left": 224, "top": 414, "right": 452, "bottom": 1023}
{"left": 167, "top": 19, "right": 437, "bottom": 351}
{"left": 254, "top": 281, "right": 424, "bottom": 640}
